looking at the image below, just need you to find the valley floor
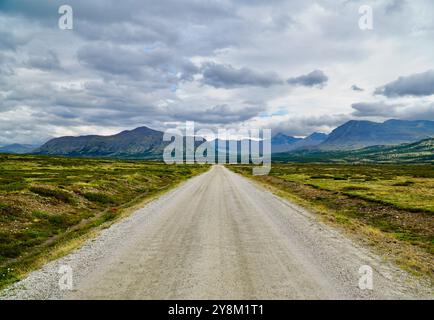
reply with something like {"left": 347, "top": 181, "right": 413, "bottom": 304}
{"left": 1, "top": 165, "right": 431, "bottom": 299}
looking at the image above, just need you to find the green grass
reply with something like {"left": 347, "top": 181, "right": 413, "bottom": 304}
{"left": 228, "top": 163, "right": 434, "bottom": 278}
{"left": 0, "top": 154, "right": 209, "bottom": 289}
{"left": 29, "top": 186, "right": 75, "bottom": 204}
{"left": 83, "top": 192, "right": 117, "bottom": 204}
{"left": 266, "top": 163, "right": 434, "bottom": 213}
{"left": 272, "top": 138, "right": 434, "bottom": 164}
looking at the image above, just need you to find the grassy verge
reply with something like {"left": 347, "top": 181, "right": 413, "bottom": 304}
{"left": 0, "top": 154, "right": 209, "bottom": 289}
{"left": 228, "top": 163, "right": 433, "bottom": 281}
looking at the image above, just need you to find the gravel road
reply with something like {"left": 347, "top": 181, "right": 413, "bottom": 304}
{"left": 1, "top": 165, "right": 431, "bottom": 299}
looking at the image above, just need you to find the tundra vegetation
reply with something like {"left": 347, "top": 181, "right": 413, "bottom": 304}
{"left": 0, "top": 154, "right": 209, "bottom": 289}
{"left": 228, "top": 163, "right": 434, "bottom": 281}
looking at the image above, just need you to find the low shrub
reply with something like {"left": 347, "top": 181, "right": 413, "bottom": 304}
{"left": 83, "top": 192, "right": 116, "bottom": 204}
{"left": 30, "top": 186, "right": 74, "bottom": 204}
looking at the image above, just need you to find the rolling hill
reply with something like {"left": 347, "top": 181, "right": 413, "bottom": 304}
{"left": 273, "top": 138, "right": 434, "bottom": 163}
{"left": 271, "top": 133, "right": 303, "bottom": 153}
{"left": 271, "top": 132, "right": 327, "bottom": 153}
{"left": 0, "top": 144, "right": 39, "bottom": 154}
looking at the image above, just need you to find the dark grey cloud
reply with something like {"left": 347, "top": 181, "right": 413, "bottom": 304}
{"left": 171, "top": 104, "right": 264, "bottom": 124}
{"left": 398, "top": 104, "right": 434, "bottom": 121}
{"left": 26, "top": 51, "right": 61, "bottom": 70}
{"left": 0, "top": 0, "right": 57, "bottom": 21}
{"left": 0, "top": 0, "right": 240, "bottom": 55}
{"left": 375, "top": 70, "right": 434, "bottom": 97}
{"left": 287, "top": 70, "right": 328, "bottom": 88}
{"left": 385, "top": 0, "right": 407, "bottom": 13}
{"left": 351, "top": 102, "right": 397, "bottom": 117}
{"left": 76, "top": 20, "right": 178, "bottom": 46}
{"left": 351, "top": 101, "right": 434, "bottom": 121}
{"left": 0, "top": 53, "right": 15, "bottom": 77}
{"left": 271, "top": 113, "right": 351, "bottom": 136}
{"left": 351, "top": 85, "right": 364, "bottom": 92}
{"left": 0, "top": 30, "right": 28, "bottom": 51}
{"left": 77, "top": 44, "right": 150, "bottom": 77}
{"left": 201, "top": 63, "right": 283, "bottom": 88}
{"left": 402, "top": 104, "right": 434, "bottom": 121}
{"left": 77, "top": 43, "right": 198, "bottom": 83}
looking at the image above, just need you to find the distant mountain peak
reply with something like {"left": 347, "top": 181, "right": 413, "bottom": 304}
{"left": 273, "top": 132, "right": 290, "bottom": 138}
{"left": 130, "top": 126, "right": 158, "bottom": 133}
{"left": 383, "top": 119, "right": 400, "bottom": 123}
{"left": 116, "top": 126, "right": 161, "bottom": 136}
{"left": 305, "top": 132, "right": 328, "bottom": 140}
{"left": 272, "top": 132, "right": 300, "bottom": 141}
{"left": 271, "top": 132, "right": 297, "bottom": 141}
{"left": 0, "top": 143, "right": 39, "bottom": 154}
{"left": 271, "top": 131, "right": 327, "bottom": 153}
{"left": 320, "top": 119, "right": 434, "bottom": 150}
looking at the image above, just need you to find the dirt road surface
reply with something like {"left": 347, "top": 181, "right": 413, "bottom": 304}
{"left": 1, "top": 165, "right": 431, "bottom": 299}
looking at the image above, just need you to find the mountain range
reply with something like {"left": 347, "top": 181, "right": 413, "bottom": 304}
{"left": 273, "top": 119, "right": 434, "bottom": 151}
{"left": 5, "top": 119, "right": 434, "bottom": 161}
{"left": 34, "top": 127, "right": 329, "bottom": 158}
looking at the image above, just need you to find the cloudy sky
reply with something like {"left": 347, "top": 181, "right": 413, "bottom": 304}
{"left": 1, "top": 0, "right": 434, "bottom": 144}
